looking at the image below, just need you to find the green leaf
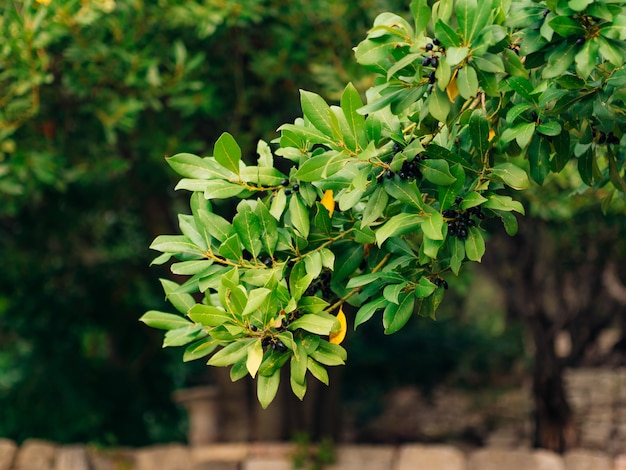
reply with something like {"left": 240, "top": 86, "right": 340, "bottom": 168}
{"left": 446, "top": 47, "right": 469, "bottom": 67}
{"left": 375, "top": 213, "right": 424, "bottom": 246}
{"left": 288, "top": 194, "right": 310, "bottom": 238}
{"left": 295, "top": 153, "right": 350, "bottom": 182}
{"left": 163, "top": 324, "right": 206, "bottom": 348}
{"left": 428, "top": 87, "right": 451, "bottom": 122}
{"left": 383, "top": 179, "right": 424, "bottom": 209}
{"left": 421, "top": 212, "right": 444, "bottom": 240}
{"left": 542, "top": 42, "right": 577, "bottom": 79}
{"left": 208, "top": 339, "right": 255, "bottom": 367}
{"left": 383, "top": 293, "right": 415, "bottom": 334}
{"left": 449, "top": 236, "right": 466, "bottom": 275}
{"left": 537, "top": 121, "right": 562, "bottom": 137}
{"left": 256, "top": 201, "right": 278, "bottom": 257}
{"left": 471, "top": 54, "right": 505, "bottom": 73}
{"left": 333, "top": 244, "right": 364, "bottom": 281}
{"left": 183, "top": 339, "right": 219, "bottom": 362}
{"left": 213, "top": 132, "right": 241, "bottom": 176}
{"left": 506, "top": 77, "right": 536, "bottom": 103}
{"left": 414, "top": 277, "right": 437, "bottom": 298}
{"left": 289, "top": 313, "right": 337, "bottom": 336}
{"left": 290, "top": 341, "right": 308, "bottom": 385}
{"left": 496, "top": 210, "right": 519, "bottom": 236}
{"left": 150, "top": 235, "right": 203, "bottom": 256}
{"left": 257, "top": 369, "right": 281, "bottom": 409}
{"left": 456, "top": 0, "right": 477, "bottom": 42}
{"left": 383, "top": 282, "right": 409, "bottom": 304}
{"left": 457, "top": 65, "right": 479, "bottom": 99}
{"left": 307, "top": 358, "right": 329, "bottom": 385}
{"left": 421, "top": 159, "right": 457, "bottom": 186}
{"left": 140, "top": 310, "right": 193, "bottom": 330}
{"left": 483, "top": 194, "right": 525, "bottom": 214}
{"left": 439, "top": 163, "right": 466, "bottom": 210}
{"left": 489, "top": 163, "right": 530, "bottom": 190}
{"left": 354, "top": 296, "right": 387, "bottom": 329}
{"left": 233, "top": 202, "right": 262, "bottom": 258}
{"left": 460, "top": 192, "right": 487, "bottom": 210}
{"left": 528, "top": 134, "right": 551, "bottom": 185}
{"left": 188, "top": 304, "right": 232, "bottom": 326}
{"left": 218, "top": 233, "right": 243, "bottom": 261}
{"left": 410, "top": 0, "right": 431, "bottom": 34}
{"left": 361, "top": 186, "right": 389, "bottom": 228}
{"left": 549, "top": 16, "right": 585, "bottom": 37}
{"left": 166, "top": 153, "right": 233, "bottom": 179}
{"left": 464, "top": 227, "right": 485, "bottom": 262}
{"left": 300, "top": 90, "right": 334, "bottom": 136}
{"left": 434, "top": 19, "right": 462, "bottom": 47}
{"left": 161, "top": 278, "right": 196, "bottom": 314}
{"left": 469, "top": 109, "right": 490, "bottom": 157}
{"left": 575, "top": 38, "right": 601, "bottom": 78}
{"left": 203, "top": 180, "right": 245, "bottom": 200}
{"left": 341, "top": 83, "right": 367, "bottom": 150}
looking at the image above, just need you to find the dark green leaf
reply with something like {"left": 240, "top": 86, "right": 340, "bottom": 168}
{"left": 421, "top": 159, "right": 457, "bottom": 186}
{"left": 469, "top": 109, "right": 490, "bottom": 158}
{"left": 383, "top": 293, "right": 415, "bottom": 334}
{"left": 354, "top": 296, "right": 387, "bottom": 329}
{"left": 233, "top": 202, "right": 262, "bottom": 258}
{"left": 528, "top": 134, "right": 551, "bottom": 185}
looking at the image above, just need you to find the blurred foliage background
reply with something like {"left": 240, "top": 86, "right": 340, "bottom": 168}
{"left": 2, "top": 0, "right": 624, "bottom": 447}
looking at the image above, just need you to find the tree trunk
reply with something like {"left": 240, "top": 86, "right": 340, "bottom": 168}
{"left": 528, "top": 313, "right": 577, "bottom": 452}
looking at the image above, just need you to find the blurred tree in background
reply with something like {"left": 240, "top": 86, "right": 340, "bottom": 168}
{"left": 0, "top": 0, "right": 407, "bottom": 444}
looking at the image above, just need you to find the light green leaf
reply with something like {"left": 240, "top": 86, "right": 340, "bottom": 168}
{"left": 354, "top": 296, "right": 387, "bottom": 329}
{"left": 449, "top": 236, "right": 466, "bottom": 275}
{"left": 483, "top": 193, "right": 525, "bottom": 214}
{"left": 163, "top": 324, "right": 206, "bottom": 348}
{"left": 307, "top": 358, "right": 329, "bottom": 385}
{"left": 383, "top": 178, "right": 424, "bottom": 209}
{"left": 150, "top": 235, "right": 203, "bottom": 256}
{"left": 166, "top": 153, "right": 233, "bottom": 179}
{"left": 428, "top": 86, "right": 451, "bottom": 122}
{"left": 188, "top": 304, "right": 231, "bottom": 326}
{"left": 457, "top": 65, "right": 479, "bottom": 99}
{"left": 161, "top": 278, "right": 196, "bottom": 314}
{"left": 341, "top": 83, "right": 367, "bottom": 150}
{"left": 183, "top": 339, "right": 220, "bottom": 362}
{"left": 203, "top": 180, "right": 245, "bottom": 200}
{"left": 489, "top": 163, "right": 530, "bottom": 190}
{"left": 375, "top": 213, "right": 424, "bottom": 246}
{"left": 410, "top": 0, "right": 431, "bottom": 34}
{"left": 233, "top": 202, "right": 262, "bottom": 258}
{"left": 301, "top": 90, "right": 334, "bottom": 136}
{"left": 464, "top": 227, "right": 485, "bottom": 262}
{"left": 414, "top": 277, "right": 437, "bottom": 298}
{"left": 469, "top": 109, "right": 489, "bottom": 157}
{"left": 140, "top": 310, "right": 193, "bottom": 331}
{"left": 295, "top": 153, "right": 350, "bottom": 182}
{"left": 383, "top": 282, "right": 409, "bottom": 304}
{"left": 383, "top": 293, "right": 415, "bottom": 334}
{"left": 257, "top": 369, "right": 281, "bottom": 409}
{"left": 421, "top": 212, "right": 445, "bottom": 240}
{"left": 218, "top": 233, "right": 243, "bottom": 261}
{"left": 213, "top": 132, "right": 241, "bottom": 176}
{"left": 288, "top": 194, "right": 310, "bottom": 238}
{"left": 289, "top": 313, "right": 337, "bottom": 336}
{"left": 246, "top": 340, "right": 264, "bottom": 378}
{"left": 208, "top": 338, "right": 255, "bottom": 367}
{"left": 361, "top": 186, "right": 388, "bottom": 228}
{"left": 421, "top": 159, "right": 457, "bottom": 186}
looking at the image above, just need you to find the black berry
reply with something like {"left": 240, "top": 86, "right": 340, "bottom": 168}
{"left": 454, "top": 196, "right": 463, "bottom": 205}
{"left": 423, "top": 57, "right": 432, "bottom": 67}
{"left": 432, "top": 38, "right": 441, "bottom": 46}
{"left": 457, "top": 227, "right": 468, "bottom": 239}
{"left": 284, "top": 189, "right": 292, "bottom": 196}
{"left": 385, "top": 170, "right": 394, "bottom": 179}
{"left": 447, "top": 223, "right": 457, "bottom": 237}
{"left": 428, "top": 71, "right": 436, "bottom": 84}
{"left": 250, "top": 325, "right": 258, "bottom": 332}
{"left": 575, "top": 37, "right": 585, "bottom": 46}
{"left": 441, "top": 279, "right": 449, "bottom": 290}
{"left": 430, "top": 57, "right": 439, "bottom": 68}
{"left": 425, "top": 43, "right": 434, "bottom": 51}
{"left": 292, "top": 184, "right": 300, "bottom": 192}
{"left": 281, "top": 179, "right": 289, "bottom": 186}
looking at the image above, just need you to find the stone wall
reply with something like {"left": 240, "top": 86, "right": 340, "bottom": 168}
{"left": 3, "top": 439, "right": 626, "bottom": 470}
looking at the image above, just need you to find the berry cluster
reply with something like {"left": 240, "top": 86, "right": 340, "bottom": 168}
{"left": 442, "top": 203, "right": 484, "bottom": 240}
{"left": 433, "top": 277, "right": 449, "bottom": 289}
{"left": 281, "top": 178, "right": 300, "bottom": 196}
{"left": 305, "top": 269, "right": 333, "bottom": 299}
{"left": 422, "top": 37, "right": 441, "bottom": 84}
{"left": 594, "top": 130, "right": 621, "bottom": 145}
{"left": 262, "top": 336, "right": 287, "bottom": 352}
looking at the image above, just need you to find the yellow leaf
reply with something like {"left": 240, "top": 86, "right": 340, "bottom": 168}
{"left": 446, "top": 71, "right": 459, "bottom": 102}
{"left": 488, "top": 129, "right": 496, "bottom": 142}
{"left": 329, "top": 307, "right": 347, "bottom": 345}
{"left": 321, "top": 190, "right": 335, "bottom": 217}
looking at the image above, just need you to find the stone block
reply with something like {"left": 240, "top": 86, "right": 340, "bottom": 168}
{"left": 53, "top": 446, "right": 89, "bottom": 470}
{"left": 326, "top": 445, "right": 395, "bottom": 470}
{"left": 469, "top": 449, "right": 531, "bottom": 470}
{"left": 563, "top": 449, "right": 611, "bottom": 470}
{"left": 533, "top": 450, "right": 564, "bottom": 470}
{"left": 191, "top": 443, "right": 249, "bottom": 463}
{"left": 614, "top": 454, "right": 626, "bottom": 470}
{"left": 14, "top": 439, "right": 57, "bottom": 470}
{"left": 134, "top": 443, "right": 192, "bottom": 470}
{"left": 0, "top": 439, "right": 17, "bottom": 470}
{"left": 191, "top": 463, "right": 239, "bottom": 470}
{"left": 395, "top": 444, "right": 465, "bottom": 470}
{"left": 242, "top": 457, "right": 292, "bottom": 470}
{"left": 87, "top": 447, "right": 135, "bottom": 470}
